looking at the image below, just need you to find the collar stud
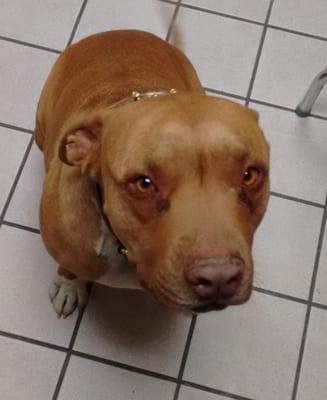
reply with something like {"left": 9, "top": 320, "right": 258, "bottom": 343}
{"left": 118, "top": 245, "right": 128, "bottom": 257}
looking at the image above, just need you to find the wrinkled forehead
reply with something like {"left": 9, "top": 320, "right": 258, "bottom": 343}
{"left": 103, "top": 95, "right": 268, "bottom": 176}
{"left": 139, "top": 119, "right": 250, "bottom": 165}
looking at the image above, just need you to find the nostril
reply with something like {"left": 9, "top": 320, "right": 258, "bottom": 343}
{"left": 197, "top": 277, "right": 212, "bottom": 287}
{"left": 220, "top": 270, "right": 243, "bottom": 298}
{"left": 227, "top": 271, "right": 243, "bottom": 286}
{"left": 186, "top": 269, "right": 217, "bottom": 299}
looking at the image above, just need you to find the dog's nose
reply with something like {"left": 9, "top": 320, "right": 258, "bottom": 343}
{"left": 185, "top": 257, "right": 244, "bottom": 300}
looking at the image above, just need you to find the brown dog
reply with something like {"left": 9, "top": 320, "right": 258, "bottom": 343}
{"left": 35, "top": 30, "right": 269, "bottom": 318}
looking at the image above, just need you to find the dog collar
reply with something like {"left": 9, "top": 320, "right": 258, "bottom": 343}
{"left": 108, "top": 88, "right": 178, "bottom": 110}
{"left": 95, "top": 183, "right": 128, "bottom": 257}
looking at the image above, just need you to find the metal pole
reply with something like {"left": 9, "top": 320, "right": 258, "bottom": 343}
{"left": 296, "top": 68, "right": 327, "bottom": 117}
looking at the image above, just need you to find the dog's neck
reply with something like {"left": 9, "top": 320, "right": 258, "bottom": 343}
{"left": 94, "top": 182, "right": 128, "bottom": 258}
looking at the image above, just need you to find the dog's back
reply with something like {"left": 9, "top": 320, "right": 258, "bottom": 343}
{"left": 35, "top": 30, "right": 203, "bottom": 167}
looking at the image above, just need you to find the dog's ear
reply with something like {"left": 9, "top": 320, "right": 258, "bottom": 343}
{"left": 59, "top": 113, "right": 103, "bottom": 179}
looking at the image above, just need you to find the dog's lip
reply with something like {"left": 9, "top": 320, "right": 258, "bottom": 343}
{"left": 192, "top": 289, "right": 253, "bottom": 312}
{"left": 191, "top": 303, "right": 228, "bottom": 313}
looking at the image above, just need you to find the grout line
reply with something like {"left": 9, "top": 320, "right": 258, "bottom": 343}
{"left": 253, "top": 287, "right": 308, "bottom": 306}
{"left": 311, "top": 301, "right": 327, "bottom": 311}
{"left": 270, "top": 191, "right": 325, "bottom": 209}
{"left": 308, "top": 112, "right": 327, "bottom": 122}
{"left": 159, "top": 0, "right": 179, "bottom": 5}
{"left": 203, "top": 87, "right": 246, "bottom": 102}
{"left": 173, "top": 315, "right": 197, "bottom": 400}
{"left": 0, "top": 137, "right": 34, "bottom": 225}
{"left": 0, "top": 330, "right": 67, "bottom": 352}
{"left": 291, "top": 193, "right": 327, "bottom": 400}
{"left": 165, "top": 0, "right": 182, "bottom": 42}
{"left": 0, "top": 34, "right": 61, "bottom": 54}
{"left": 51, "top": 309, "right": 86, "bottom": 400}
{"left": 179, "top": 2, "right": 264, "bottom": 27}
{"left": 0, "top": 121, "right": 33, "bottom": 135}
{"left": 249, "top": 98, "right": 297, "bottom": 113}
{"left": 66, "top": 0, "right": 89, "bottom": 47}
{"left": 245, "top": 0, "right": 275, "bottom": 106}
{"left": 2, "top": 220, "right": 40, "bottom": 234}
{"left": 250, "top": 99, "right": 327, "bottom": 121}
{"left": 71, "top": 350, "right": 178, "bottom": 383}
{"left": 181, "top": 380, "right": 255, "bottom": 400}
{"left": 268, "top": 24, "right": 327, "bottom": 43}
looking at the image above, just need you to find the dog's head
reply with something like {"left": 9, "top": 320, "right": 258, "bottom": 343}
{"left": 59, "top": 94, "right": 269, "bottom": 312}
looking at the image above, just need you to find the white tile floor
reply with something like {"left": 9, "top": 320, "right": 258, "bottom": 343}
{"left": 0, "top": 1, "right": 327, "bottom": 399}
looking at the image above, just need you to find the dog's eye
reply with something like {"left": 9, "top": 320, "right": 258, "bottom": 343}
{"left": 134, "top": 176, "right": 155, "bottom": 193}
{"left": 243, "top": 167, "right": 260, "bottom": 187}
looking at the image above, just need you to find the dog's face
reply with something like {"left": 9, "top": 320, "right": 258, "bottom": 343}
{"left": 61, "top": 94, "right": 269, "bottom": 312}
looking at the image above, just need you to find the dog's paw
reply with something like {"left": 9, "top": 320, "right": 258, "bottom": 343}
{"left": 49, "top": 276, "right": 89, "bottom": 318}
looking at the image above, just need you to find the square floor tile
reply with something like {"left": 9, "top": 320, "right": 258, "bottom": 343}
{"left": 0, "top": 128, "right": 30, "bottom": 213}
{"left": 251, "top": 103, "right": 327, "bottom": 204}
{"left": 0, "top": 225, "right": 77, "bottom": 346}
{"left": 314, "top": 230, "right": 327, "bottom": 305}
{"left": 179, "top": 385, "right": 226, "bottom": 400}
{"left": 270, "top": 0, "right": 327, "bottom": 38}
{"left": 253, "top": 196, "right": 322, "bottom": 299}
{"left": 0, "top": 40, "right": 58, "bottom": 130}
{"left": 59, "top": 355, "right": 176, "bottom": 400}
{"left": 171, "top": 7, "right": 262, "bottom": 96}
{"left": 0, "top": 336, "right": 64, "bottom": 400}
{"left": 0, "top": 0, "right": 82, "bottom": 50}
{"left": 181, "top": 0, "right": 271, "bottom": 22}
{"left": 184, "top": 292, "right": 306, "bottom": 400}
{"left": 74, "top": 0, "right": 175, "bottom": 42}
{"left": 74, "top": 284, "right": 191, "bottom": 376}
{"left": 5, "top": 143, "right": 44, "bottom": 229}
{"left": 252, "top": 29, "right": 327, "bottom": 117}
{"left": 297, "top": 307, "right": 327, "bottom": 400}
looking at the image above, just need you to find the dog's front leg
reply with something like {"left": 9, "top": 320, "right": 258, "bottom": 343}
{"left": 49, "top": 267, "right": 89, "bottom": 318}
